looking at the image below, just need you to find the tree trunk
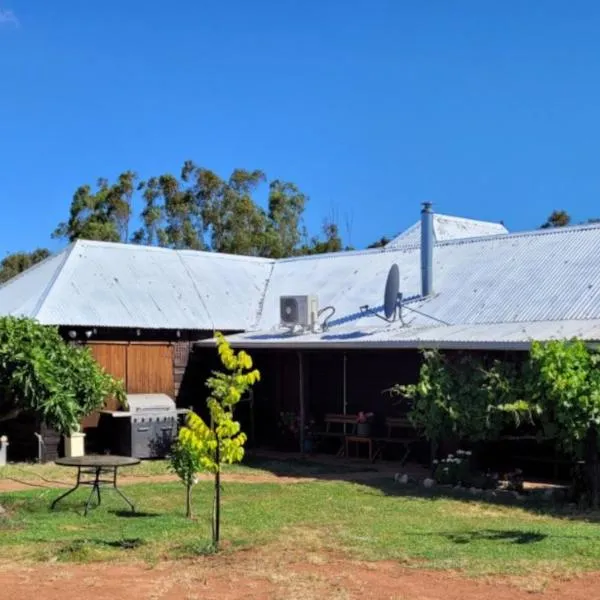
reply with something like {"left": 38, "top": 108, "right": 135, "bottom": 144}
{"left": 215, "top": 462, "right": 221, "bottom": 548}
{"left": 212, "top": 434, "right": 221, "bottom": 550}
{"left": 185, "top": 483, "right": 192, "bottom": 519}
{"left": 585, "top": 425, "right": 600, "bottom": 509}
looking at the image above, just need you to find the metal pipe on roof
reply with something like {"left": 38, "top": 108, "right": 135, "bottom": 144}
{"left": 421, "top": 202, "right": 434, "bottom": 297}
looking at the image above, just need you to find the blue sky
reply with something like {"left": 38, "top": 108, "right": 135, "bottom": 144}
{"left": 2, "top": 1, "right": 600, "bottom": 256}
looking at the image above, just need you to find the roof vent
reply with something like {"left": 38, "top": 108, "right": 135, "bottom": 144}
{"left": 421, "top": 202, "right": 434, "bottom": 297}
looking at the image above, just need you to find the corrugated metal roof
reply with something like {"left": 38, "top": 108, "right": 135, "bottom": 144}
{"left": 2, "top": 219, "right": 600, "bottom": 347}
{"left": 204, "top": 319, "right": 600, "bottom": 350}
{"left": 255, "top": 223, "right": 600, "bottom": 333}
{"left": 0, "top": 240, "right": 273, "bottom": 330}
{"left": 386, "top": 214, "right": 508, "bottom": 248}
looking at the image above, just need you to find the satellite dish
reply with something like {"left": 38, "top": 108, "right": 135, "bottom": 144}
{"left": 383, "top": 264, "right": 400, "bottom": 319}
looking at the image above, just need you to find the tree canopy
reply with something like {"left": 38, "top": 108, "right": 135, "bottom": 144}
{"left": 540, "top": 210, "right": 600, "bottom": 229}
{"left": 51, "top": 162, "right": 347, "bottom": 258}
{"left": 0, "top": 316, "right": 125, "bottom": 434}
{"left": 0, "top": 249, "right": 50, "bottom": 284}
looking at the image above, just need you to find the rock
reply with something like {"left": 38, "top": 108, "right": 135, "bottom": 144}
{"left": 422, "top": 478, "right": 435, "bottom": 488}
{"left": 398, "top": 474, "right": 409, "bottom": 484}
{"left": 469, "top": 487, "right": 478, "bottom": 495}
{"left": 0, "top": 504, "right": 6, "bottom": 517}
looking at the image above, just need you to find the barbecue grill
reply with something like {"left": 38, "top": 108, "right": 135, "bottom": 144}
{"left": 100, "top": 394, "right": 188, "bottom": 459}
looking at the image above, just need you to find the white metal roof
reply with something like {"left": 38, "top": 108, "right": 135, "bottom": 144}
{"left": 2, "top": 219, "right": 600, "bottom": 348}
{"left": 212, "top": 319, "right": 600, "bottom": 350}
{"left": 386, "top": 214, "right": 508, "bottom": 248}
{"left": 254, "top": 223, "right": 600, "bottom": 332}
{"left": 0, "top": 240, "right": 273, "bottom": 330}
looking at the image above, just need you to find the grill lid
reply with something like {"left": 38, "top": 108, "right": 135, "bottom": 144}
{"left": 125, "top": 393, "right": 177, "bottom": 413}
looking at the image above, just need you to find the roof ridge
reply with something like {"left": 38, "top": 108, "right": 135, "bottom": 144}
{"left": 76, "top": 238, "right": 273, "bottom": 264}
{"left": 0, "top": 244, "right": 68, "bottom": 292}
{"left": 29, "top": 241, "right": 78, "bottom": 319}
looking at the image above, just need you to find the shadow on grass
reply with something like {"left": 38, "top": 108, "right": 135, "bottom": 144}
{"left": 242, "top": 454, "right": 378, "bottom": 476}
{"left": 110, "top": 510, "right": 160, "bottom": 518}
{"left": 241, "top": 452, "right": 600, "bottom": 525}
{"left": 444, "top": 529, "right": 547, "bottom": 545}
{"left": 56, "top": 537, "right": 147, "bottom": 560}
{"left": 367, "top": 478, "right": 600, "bottom": 524}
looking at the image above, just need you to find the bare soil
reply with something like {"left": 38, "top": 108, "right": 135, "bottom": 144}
{"left": 0, "top": 550, "right": 598, "bottom": 600}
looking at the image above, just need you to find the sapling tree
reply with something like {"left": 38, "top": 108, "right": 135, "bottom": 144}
{"left": 169, "top": 438, "right": 203, "bottom": 518}
{"left": 176, "top": 332, "right": 259, "bottom": 548}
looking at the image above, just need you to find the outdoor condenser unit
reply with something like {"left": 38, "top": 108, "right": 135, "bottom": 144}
{"left": 280, "top": 295, "right": 319, "bottom": 329}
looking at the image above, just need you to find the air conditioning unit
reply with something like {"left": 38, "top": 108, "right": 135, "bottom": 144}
{"left": 280, "top": 295, "right": 319, "bottom": 329}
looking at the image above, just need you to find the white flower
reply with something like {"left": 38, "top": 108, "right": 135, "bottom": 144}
{"left": 447, "top": 454, "right": 454, "bottom": 460}
{"left": 456, "top": 449, "right": 464, "bottom": 456}
{"left": 465, "top": 451, "right": 472, "bottom": 457}
{"left": 432, "top": 459, "right": 439, "bottom": 465}
{"left": 443, "top": 467, "right": 449, "bottom": 472}
{"left": 456, "top": 458, "right": 462, "bottom": 464}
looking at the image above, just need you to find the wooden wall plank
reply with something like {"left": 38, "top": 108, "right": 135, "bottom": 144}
{"left": 81, "top": 343, "right": 127, "bottom": 428}
{"left": 126, "top": 343, "right": 174, "bottom": 397}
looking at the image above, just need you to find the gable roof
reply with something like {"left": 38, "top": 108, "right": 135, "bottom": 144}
{"left": 385, "top": 213, "right": 508, "bottom": 248}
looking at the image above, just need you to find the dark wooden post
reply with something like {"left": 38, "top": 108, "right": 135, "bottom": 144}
{"left": 298, "top": 352, "right": 305, "bottom": 454}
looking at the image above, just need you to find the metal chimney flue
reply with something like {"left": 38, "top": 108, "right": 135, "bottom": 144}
{"left": 421, "top": 202, "right": 433, "bottom": 297}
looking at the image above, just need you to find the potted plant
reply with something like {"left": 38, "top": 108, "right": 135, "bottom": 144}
{"left": 356, "top": 411, "right": 374, "bottom": 437}
{"left": 64, "top": 423, "right": 86, "bottom": 458}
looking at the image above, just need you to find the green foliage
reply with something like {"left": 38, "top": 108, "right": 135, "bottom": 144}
{"left": 392, "top": 341, "right": 600, "bottom": 506}
{"left": 433, "top": 450, "right": 472, "bottom": 486}
{"left": 540, "top": 209, "right": 571, "bottom": 229}
{"left": 177, "top": 332, "right": 260, "bottom": 546}
{"left": 50, "top": 162, "right": 349, "bottom": 258}
{"left": 168, "top": 439, "right": 203, "bottom": 518}
{"left": 367, "top": 236, "right": 391, "bottom": 249}
{"left": 0, "top": 249, "right": 50, "bottom": 284}
{"left": 0, "top": 316, "right": 125, "bottom": 434}
{"left": 53, "top": 172, "right": 138, "bottom": 243}
{"left": 528, "top": 339, "right": 600, "bottom": 456}
{"left": 390, "top": 350, "right": 528, "bottom": 443}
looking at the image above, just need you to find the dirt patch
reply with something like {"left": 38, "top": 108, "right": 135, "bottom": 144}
{"left": 1, "top": 550, "right": 598, "bottom": 600}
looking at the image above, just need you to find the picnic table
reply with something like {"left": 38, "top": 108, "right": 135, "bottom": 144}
{"left": 313, "top": 414, "right": 421, "bottom": 463}
{"left": 50, "top": 455, "right": 140, "bottom": 516}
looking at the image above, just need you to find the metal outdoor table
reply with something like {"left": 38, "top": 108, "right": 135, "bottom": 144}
{"left": 50, "top": 455, "right": 141, "bottom": 516}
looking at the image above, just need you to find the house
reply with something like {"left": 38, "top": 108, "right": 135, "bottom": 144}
{"left": 2, "top": 204, "right": 600, "bottom": 461}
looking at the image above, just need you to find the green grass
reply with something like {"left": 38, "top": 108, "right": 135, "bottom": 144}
{"left": 0, "top": 454, "right": 372, "bottom": 486}
{"left": 1, "top": 476, "right": 600, "bottom": 576}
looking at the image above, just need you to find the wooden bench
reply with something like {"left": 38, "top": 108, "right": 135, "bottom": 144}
{"left": 372, "top": 417, "right": 421, "bottom": 464}
{"left": 313, "top": 414, "right": 356, "bottom": 456}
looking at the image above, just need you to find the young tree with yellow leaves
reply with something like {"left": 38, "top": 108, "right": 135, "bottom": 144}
{"left": 174, "top": 332, "right": 260, "bottom": 548}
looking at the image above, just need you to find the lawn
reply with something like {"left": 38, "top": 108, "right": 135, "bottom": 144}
{"left": 1, "top": 470, "right": 600, "bottom": 576}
